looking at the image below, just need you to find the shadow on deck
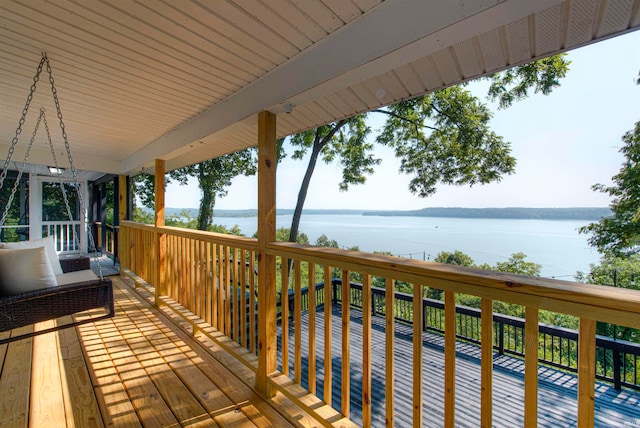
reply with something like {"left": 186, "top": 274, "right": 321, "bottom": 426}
{"left": 277, "top": 305, "right": 640, "bottom": 427}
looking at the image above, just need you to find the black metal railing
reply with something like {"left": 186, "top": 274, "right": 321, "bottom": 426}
{"left": 280, "top": 278, "right": 640, "bottom": 391}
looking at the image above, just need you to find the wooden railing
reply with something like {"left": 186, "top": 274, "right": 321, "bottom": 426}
{"left": 43, "top": 220, "right": 81, "bottom": 253}
{"left": 120, "top": 222, "right": 259, "bottom": 352}
{"left": 285, "top": 279, "right": 640, "bottom": 391}
{"left": 119, "top": 222, "right": 640, "bottom": 427}
{"left": 95, "top": 222, "right": 116, "bottom": 256}
{"left": 268, "top": 242, "right": 640, "bottom": 428}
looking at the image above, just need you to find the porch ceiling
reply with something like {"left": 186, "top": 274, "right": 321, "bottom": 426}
{"left": 0, "top": 0, "right": 638, "bottom": 178}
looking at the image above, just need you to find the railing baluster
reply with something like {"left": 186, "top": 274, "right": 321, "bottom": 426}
{"left": 233, "top": 247, "right": 239, "bottom": 342}
{"left": 481, "top": 298, "right": 493, "bottom": 428}
{"left": 578, "top": 318, "right": 596, "bottom": 427}
{"left": 525, "top": 307, "right": 538, "bottom": 428}
{"left": 206, "top": 241, "right": 213, "bottom": 325}
{"left": 249, "top": 251, "right": 256, "bottom": 354}
{"left": 281, "top": 257, "right": 290, "bottom": 375}
{"left": 413, "top": 283, "right": 423, "bottom": 426}
{"left": 362, "top": 274, "right": 372, "bottom": 427}
{"left": 217, "top": 244, "right": 224, "bottom": 330}
{"left": 240, "top": 248, "right": 247, "bottom": 348}
{"left": 225, "top": 245, "right": 231, "bottom": 336}
{"left": 308, "top": 262, "right": 317, "bottom": 394}
{"left": 386, "top": 278, "right": 395, "bottom": 428}
{"left": 445, "top": 290, "right": 456, "bottom": 428}
{"left": 341, "top": 269, "right": 351, "bottom": 418}
{"left": 294, "top": 259, "right": 302, "bottom": 384}
{"left": 324, "top": 265, "right": 333, "bottom": 406}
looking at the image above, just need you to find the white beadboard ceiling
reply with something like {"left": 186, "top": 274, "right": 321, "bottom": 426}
{"left": 0, "top": 0, "right": 638, "bottom": 179}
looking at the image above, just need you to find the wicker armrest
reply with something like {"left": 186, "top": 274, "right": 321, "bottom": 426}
{"left": 59, "top": 256, "right": 91, "bottom": 273}
{"left": 0, "top": 278, "right": 114, "bottom": 344}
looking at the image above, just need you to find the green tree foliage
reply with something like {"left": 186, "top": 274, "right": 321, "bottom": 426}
{"left": 286, "top": 55, "right": 569, "bottom": 244}
{"left": 132, "top": 206, "right": 153, "bottom": 224}
{"left": 133, "top": 148, "right": 256, "bottom": 231}
{"left": 486, "top": 55, "right": 570, "bottom": 109}
{"left": 434, "top": 250, "right": 475, "bottom": 267}
{"left": 173, "top": 150, "right": 257, "bottom": 230}
{"left": 580, "top": 120, "right": 640, "bottom": 255}
{"left": 0, "top": 176, "right": 28, "bottom": 242}
{"left": 315, "top": 233, "right": 339, "bottom": 248}
{"left": 492, "top": 252, "right": 542, "bottom": 276}
{"left": 576, "top": 253, "right": 640, "bottom": 343}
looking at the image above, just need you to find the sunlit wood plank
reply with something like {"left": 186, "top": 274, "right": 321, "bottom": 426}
{"left": 362, "top": 274, "right": 372, "bottom": 427}
{"left": 225, "top": 245, "right": 232, "bottom": 336}
{"left": 385, "top": 278, "right": 395, "bottom": 428}
{"left": 578, "top": 318, "right": 596, "bottom": 428}
{"left": 249, "top": 251, "right": 256, "bottom": 354}
{"left": 525, "top": 306, "right": 539, "bottom": 427}
{"left": 294, "top": 259, "right": 302, "bottom": 384}
{"left": 481, "top": 298, "right": 493, "bottom": 428}
{"left": 413, "top": 283, "right": 423, "bottom": 426}
{"left": 282, "top": 257, "right": 290, "bottom": 376}
{"left": 257, "top": 111, "right": 277, "bottom": 395}
{"left": 323, "top": 265, "right": 333, "bottom": 405}
{"left": 308, "top": 261, "right": 317, "bottom": 394}
{"left": 445, "top": 290, "right": 456, "bottom": 428}
{"left": 240, "top": 248, "right": 247, "bottom": 348}
{"left": 341, "top": 269, "right": 351, "bottom": 418}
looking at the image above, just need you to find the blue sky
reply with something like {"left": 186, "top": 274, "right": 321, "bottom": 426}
{"left": 165, "top": 30, "right": 640, "bottom": 211}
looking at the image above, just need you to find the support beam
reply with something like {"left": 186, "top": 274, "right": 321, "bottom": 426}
{"left": 155, "top": 159, "right": 166, "bottom": 306}
{"left": 118, "top": 175, "right": 128, "bottom": 223}
{"left": 256, "top": 111, "right": 277, "bottom": 396}
{"left": 115, "top": 175, "right": 128, "bottom": 265}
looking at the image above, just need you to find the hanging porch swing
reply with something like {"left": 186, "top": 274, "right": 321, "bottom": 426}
{"left": 0, "top": 53, "right": 114, "bottom": 344}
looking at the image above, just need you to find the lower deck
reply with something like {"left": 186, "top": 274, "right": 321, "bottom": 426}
{"left": 0, "top": 276, "right": 316, "bottom": 427}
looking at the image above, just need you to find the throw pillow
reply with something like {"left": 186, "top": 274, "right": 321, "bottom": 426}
{"left": 0, "top": 247, "right": 58, "bottom": 297}
{"left": 3, "top": 236, "right": 64, "bottom": 275}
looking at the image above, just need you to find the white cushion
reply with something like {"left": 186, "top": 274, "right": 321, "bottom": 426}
{"left": 56, "top": 269, "right": 98, "bottom": 286}
{"left": 3, "top": 236, "right": 63, "bottom": 275}
{"left": 0, "top": 247, "right": 58, "bottom": 296}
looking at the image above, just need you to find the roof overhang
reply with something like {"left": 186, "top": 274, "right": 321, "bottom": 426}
{"left": 1, "top": 0, "right": 638, "bottom": 177}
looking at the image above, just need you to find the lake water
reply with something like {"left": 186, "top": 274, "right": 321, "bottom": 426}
{"left": 210, "top": 214, "right": 601, "bottom": 279}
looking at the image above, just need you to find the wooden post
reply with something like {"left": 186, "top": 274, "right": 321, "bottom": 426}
{"left": 481, "top": 298, "right": 493, "bottom": 428}
{"left": 578, "top": 318, "right": 596, "bottom": 427}
{"left": 155, "top": 159, "right": 166, "bottom": 307}
{"left": 116, "top": 175, "right": 127, "bottom": 268}
{"left": 118, "top": 175, "right": 127, "bottom": 223}
{"left": 256, "top": 111, "right": 277, "bottom": 396}
{"left": 524, "top": 307, "right": 539, "bottom": 427}
{"left": 444, "top": 290, "right": 456, "bottom": 428}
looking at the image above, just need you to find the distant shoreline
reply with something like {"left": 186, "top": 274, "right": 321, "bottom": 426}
{"left": 163, "top": 207, "right": 611, "bottom": 221}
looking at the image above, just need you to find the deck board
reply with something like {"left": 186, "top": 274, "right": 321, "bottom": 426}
{"left": 0, "top": 277, "right": 302, "bottom": 428}
{"left": 278, "top": 305, "right": 640, "bottom": 427}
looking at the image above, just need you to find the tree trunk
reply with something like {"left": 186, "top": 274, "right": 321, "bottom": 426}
{"left": 288, "top": 143, "right": 322, "bottom": 244}
{"left": 197, "top": 168, "right": 214, "bottom": 231}
{"left": 289, "top": 120, "right": 347, "bottom": 244}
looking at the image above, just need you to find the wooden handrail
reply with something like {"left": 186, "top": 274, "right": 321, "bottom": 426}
{"left": 120, "top": 222, "right": 640, "bottom": 426}
{"left": 266, "top": 241, "right": 640, "bottom": 329}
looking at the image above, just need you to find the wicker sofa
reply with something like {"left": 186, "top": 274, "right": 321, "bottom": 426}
{"left": 0, "top": 238, "right": 114, "bottom": 344}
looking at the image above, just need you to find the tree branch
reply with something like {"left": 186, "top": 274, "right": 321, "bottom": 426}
{"left": 372, "top": 109, "right": 438, "bottom": 132}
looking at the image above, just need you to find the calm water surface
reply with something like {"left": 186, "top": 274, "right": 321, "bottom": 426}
{"left": 211, "top": 214, "right": 600, "bottom": 279}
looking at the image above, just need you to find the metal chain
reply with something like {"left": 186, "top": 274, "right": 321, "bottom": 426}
{"left": 0, "top": 55, "right": 45, "bottom": 192}
{"left": 0, "top": 110, "right": 45, "bottom": 227}
{"left": 44, "top": 54, "right": 101, "bottom": 276}
{"left": 42, "top": 109, "right": 78, "bottom": 251}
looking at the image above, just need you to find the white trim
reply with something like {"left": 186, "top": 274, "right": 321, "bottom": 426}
{"left": 31, "top": 176, "right": 89, "bottom": 254}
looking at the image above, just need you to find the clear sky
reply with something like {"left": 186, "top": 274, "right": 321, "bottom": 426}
{"left": 165, "top": 30, "right": 640, "bottom": 211}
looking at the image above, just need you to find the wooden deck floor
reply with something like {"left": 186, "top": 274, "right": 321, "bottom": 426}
{"left": 0, "top": 276, "right": 309, "bottom": 428}
{"left": 279, "top": 306, "right": 640, "bottom": 427}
